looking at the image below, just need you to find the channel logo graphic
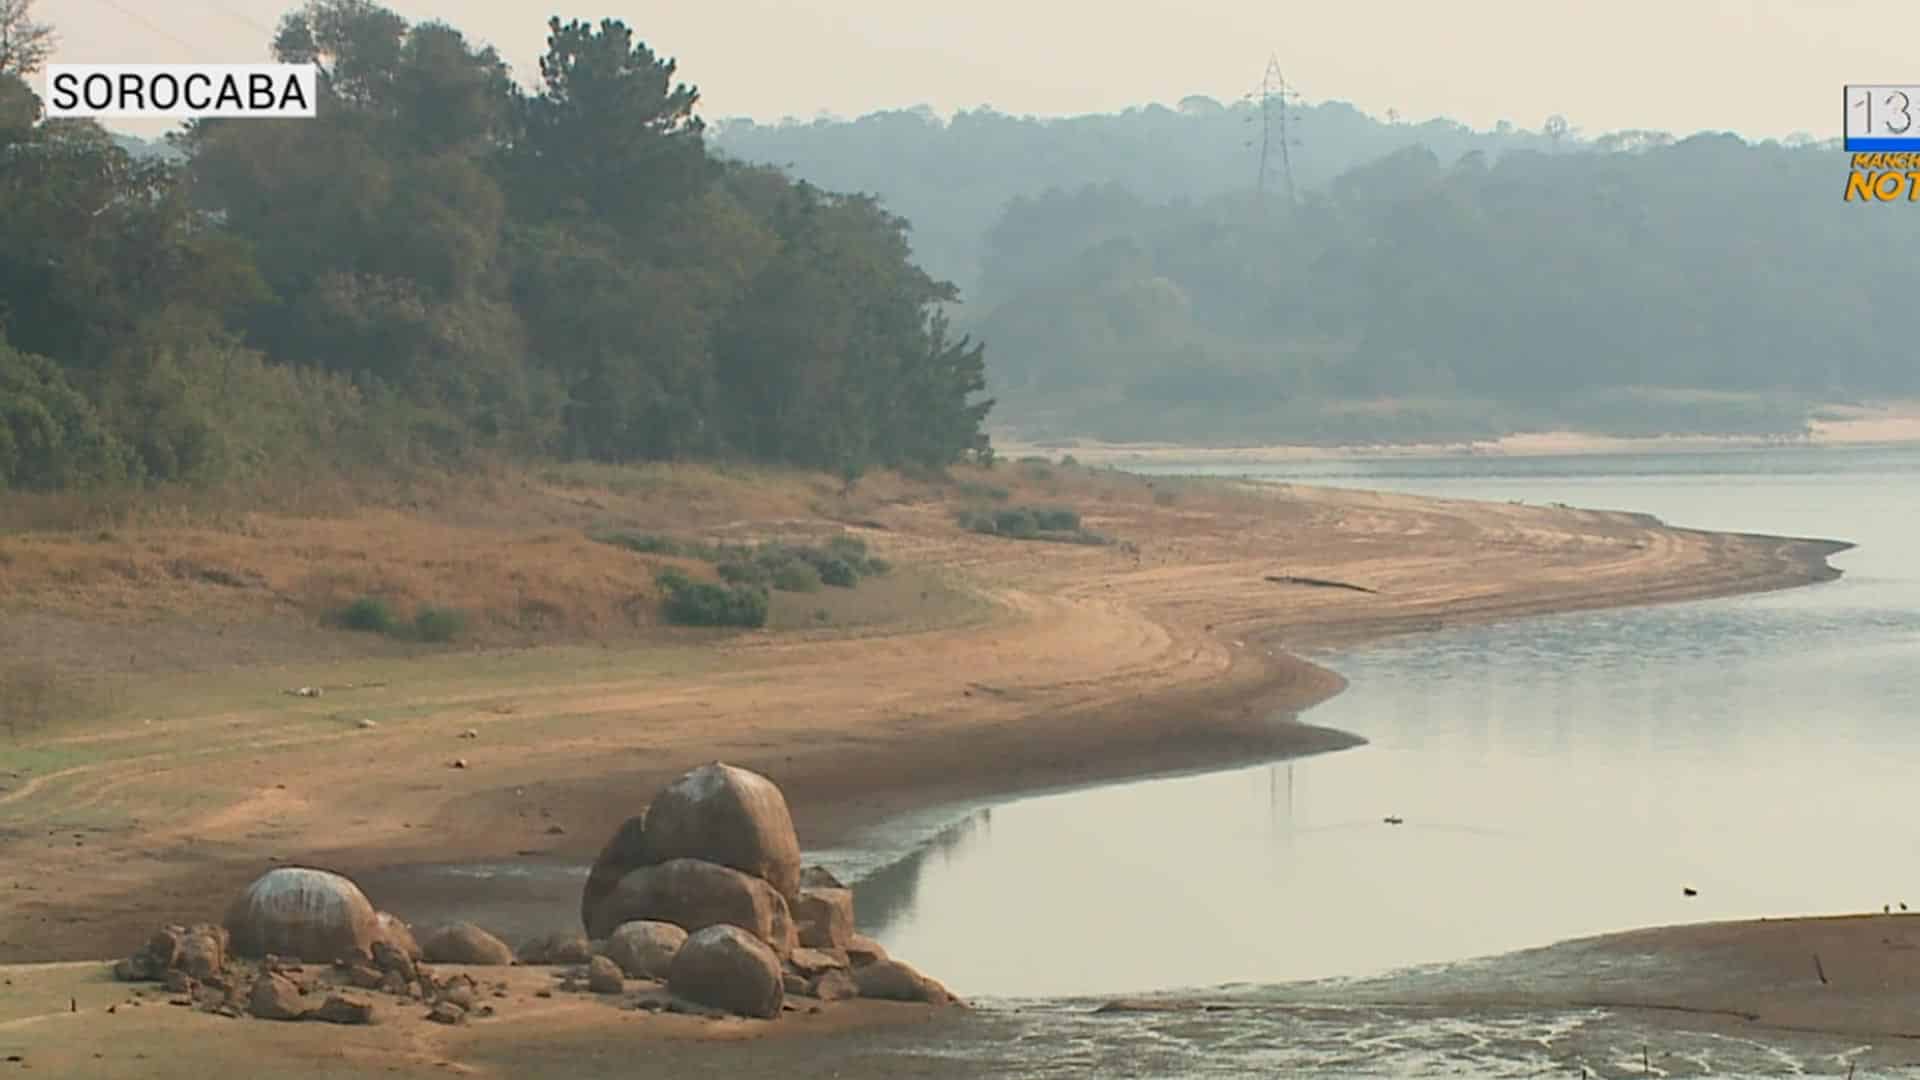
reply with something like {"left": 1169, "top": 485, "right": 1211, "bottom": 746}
{"left": 1845, "top": 85, "right": 1920, "bottom": 201}
{"left": 42, "top": 64, "right": 318, "bottom": 119}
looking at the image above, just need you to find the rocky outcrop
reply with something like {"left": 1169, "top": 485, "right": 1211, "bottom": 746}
{"left": 114, "top": 924, "right": 229, "bottom": 983}
{"left": 667, "top": 925, "right": 783, "bottom": 1019}
{"left": 638, "top": 763, "right": 802, "bottom": 901}
{"left": 586, "top": 858, "right": 794, "bottom": 958}
{"left": 224, "top": 867, "right": 381, "bottom": 964}
{"left": 577, "top": 763, "right": 955, "bottom": 1017}
{"left": 605, "top": 920, "right": 686, "bottom": 980}
{"left": 422, "top": 922, "right": 515, "bottom": 966}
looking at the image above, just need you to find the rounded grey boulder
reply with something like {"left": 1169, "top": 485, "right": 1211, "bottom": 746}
{"left": 667, "top": 924, "right": 783, "bottom": 1019}
{"left": 605, "top": 920, "right": 687, "bottom": 979}
{"left": 639, "top": 763, "right": 802, "bottom": 901}
{"left": 224, "top": 867, "right": 381, "bottom": 963}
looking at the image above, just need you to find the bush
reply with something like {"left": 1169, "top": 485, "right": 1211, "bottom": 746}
{"left": 339, "top": 595, "right": 399, "bottom": 634}
{"left": 812, "top": 556, "right": 857, "bottom": 588}
{"left": 601, "top": 532, "right": 685, "bottom": 556}
{"left": 717, "top": 560, "right": 768, "bottom": 586}
{"left": 864, "top": 556, "right": 892, "bottom": 576}
{"left": 660, "top": 575, "right": 768, "bottom": 628}
{"left": 770, "top": 561, "right": 822, "bottom": 592}
{"left": 1034, "top": 507, "right": 1081, "bottom": 531}
{"left": 992, "top": 508, "right": 1039, "bottom": 539}
{"left": 412, "top": 606, "right": 467, "bottom": 642}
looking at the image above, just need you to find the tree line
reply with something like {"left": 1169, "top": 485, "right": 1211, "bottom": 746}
{"left": 965, "top": 137, "right": 1906, "bottom": 443}
{"left": 0, "top": 0, "right": 993, "bottom": 493}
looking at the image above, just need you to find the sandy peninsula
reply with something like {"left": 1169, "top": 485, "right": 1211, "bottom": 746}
{"left": 0, "top": 460, "right": 1853, "bottom": 1074}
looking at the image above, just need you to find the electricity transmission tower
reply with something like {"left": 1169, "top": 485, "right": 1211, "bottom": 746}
{"left": 1253, "top": 56, "right": 1300, "bottom": 212}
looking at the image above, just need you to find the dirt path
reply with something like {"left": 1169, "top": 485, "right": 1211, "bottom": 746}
{"left": 0, "top": 481, "right": 1846, "bottom": 965}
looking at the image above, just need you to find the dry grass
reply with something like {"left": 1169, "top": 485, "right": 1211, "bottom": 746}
{"left": 0, "top": 454, "right": 1263, "bottom": 677}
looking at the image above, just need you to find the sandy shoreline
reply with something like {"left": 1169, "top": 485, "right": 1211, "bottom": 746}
{"left": 0, "top": 470, "right": 1863, "bottom": 1075}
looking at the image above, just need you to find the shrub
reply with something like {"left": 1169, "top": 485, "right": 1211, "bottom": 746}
{"left": 864, "top": 556, "right": 892, "bottom": 576}
{"left": 770, "top": 561, "right": 822, "bottom": 592}
{"left": 600, "top": 532, "right": 683, "bottom": 556}
{"left": 818, "top": 557, "right": 858, "bottom": 588}
{"left": 412, "top": 606, "right": 467, "bottom": 643}
{"left": 660, "top": 576, "right": 768, "bottom": 628}
{"left": 339, "top": 595, "right": 399, "bottom": 634}
{"left": 992, "top": 508, "right": 1038, "bottom": 539}
{"left": 958, "top": 510, "right": 998, "bottom": 534}
{"left": 1034, "top": 507, "right": 1081, "bottom": 532}
{"left": 718, "top": 560, "right": 768, "bottom": 586}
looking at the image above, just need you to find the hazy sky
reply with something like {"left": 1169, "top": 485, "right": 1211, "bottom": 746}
{"left": 37, "top": 0, "right": 1905, "bottom": 139}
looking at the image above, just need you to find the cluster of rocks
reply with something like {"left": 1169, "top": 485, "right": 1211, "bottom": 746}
{"left": 107, "top": 761, "right": 954, "bottom": 1025}
{"left": 578, "top": 761, "right": 955, "bottom": 1018}
{"left": 110, "top": 868, "right": 512, "bottom": 1026}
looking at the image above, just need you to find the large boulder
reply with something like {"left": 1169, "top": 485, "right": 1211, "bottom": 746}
{"left": 223, "top": 867, "right": 381, "bottom": 964}
{"left": 639, "top": 763, "right": 802, "bottom": 902}
{"left": 580, "top": 813, "right": 648, "bottom": 934}
{"left": 794, "top": 887, "right": 854, "bottom": 950}
{"left": 586, "top": 858, "right": 794, "bottom": 958}
{"left": 667, "top": 924, "right": 783, "bottom": 1019}
{"left": 421, "top": 922, "right": 515, "bottom": 966}
{"left": 604, "top": 920, "right": 686, "bottom": 979}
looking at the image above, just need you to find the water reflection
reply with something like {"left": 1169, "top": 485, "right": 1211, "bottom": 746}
{"left": 856, "top": 447, "right": 1920, "bottom": 1000}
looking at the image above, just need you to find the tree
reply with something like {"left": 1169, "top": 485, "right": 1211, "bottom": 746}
{"left": 510, "top": 17, "right": 714, "bottom": 232}
{"left": 0, "top": 0, "right": 53, "bottom": 78}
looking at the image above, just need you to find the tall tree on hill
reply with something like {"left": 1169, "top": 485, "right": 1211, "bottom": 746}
{"left": 509, "top": 17, "right": 714, "bottom": 234}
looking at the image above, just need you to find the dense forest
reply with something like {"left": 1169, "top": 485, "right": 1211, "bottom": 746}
{"left": 0, "top": 0, "right": 992, "bottom": 493}
{"left": 718, "top": 105, "right": 1900, "bottom": 444}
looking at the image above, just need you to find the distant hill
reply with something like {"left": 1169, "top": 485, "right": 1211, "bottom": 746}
{"left": 709, "top": 98, "right": 1570, "bottom": 297}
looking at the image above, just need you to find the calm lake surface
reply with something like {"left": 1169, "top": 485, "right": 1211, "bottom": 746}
{"left": 850, "top": 445, "right": 1920, "bottom": 1002}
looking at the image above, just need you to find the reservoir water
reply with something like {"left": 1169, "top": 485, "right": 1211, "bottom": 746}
{"left": 850, "top": 445, "right": 1920, "bottom": 1006}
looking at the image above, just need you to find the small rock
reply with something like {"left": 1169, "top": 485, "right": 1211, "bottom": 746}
{"left": 782, "top": 973, "right": 810, "bottom": 997}
{"left": 357, "top": 718, "right": 377, "bottom": 730}
{"left": 451, "top": 758, "right": 468, "bottom": 769}
{"left": 422, "top": 923, "right": 514, "bottom": 966}
{"left": 311, "top": 994, "right": 374, "bottom": 1025}
{"left": 163, "top": 970, "right": 193, "bottom": 994}
{"left": 811, "top": 969, "right": 857, "bottom": 1002}
{"left": 534, "top": 989, "right": 553, "bottom": 999}
{"left": 440, "top": 980, "right": 477, "bottom": 1011}
{"left": 587, "top": 956, "right": 624, "bottom": 995}
{"left": 460, "top": 729, "right": 478, "bottom": 739}
{"left": 798, "top": 866, "right": 846, "bottom": 890}
{"left": 788, "top": 947, "right": 848, "bottom": 977}
{"left": 545, "top": 825, "right": 565, "bottom": 835}
{"left": 605, "top": 921, "right": 686, "bottom": 980}
{"left": 794, "top": 887, "right": 854, "bottom": 950}
{"left": 844, "top": 934, "right": 888, "bottom": 969}
{"left": 426, "top": 1001, "right": 465, "bottom": 1025}
{"left": 853, "top": 959, "right": 955, "bottom": 1005}
{"left": 248, "top": 973, "right": 308, "bottom": 1021}
{"left": 344, "top": 964, "right": 383, "bottom": 990}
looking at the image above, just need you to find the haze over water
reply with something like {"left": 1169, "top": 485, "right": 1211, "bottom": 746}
{"left": 855, "top": 446, "right": 1920, "bottom": 999}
